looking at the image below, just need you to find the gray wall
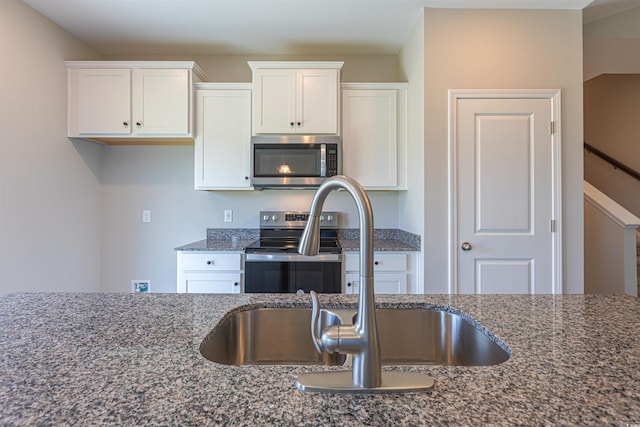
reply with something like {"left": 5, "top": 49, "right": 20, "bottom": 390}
{"left": 583, "top": 6, "right": 640, "bottom": 219}
{"left": 584, "top": 74, "right": 640, "bottom": 218}
{"left": 99, "top": 146, "right": 401, "bottom": 293}
{"left": 0, "top": 0, "right": 101, "bottom": 295}
{"left": 421, "top": 9, "right": 584, "bottom": 293}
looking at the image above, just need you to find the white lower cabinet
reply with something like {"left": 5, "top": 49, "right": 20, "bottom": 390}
{"left": 343, "top": 252, "right": 412, "bottom": 294}
{"left": 177, "top": 252, "right": 242, "bottom": 293}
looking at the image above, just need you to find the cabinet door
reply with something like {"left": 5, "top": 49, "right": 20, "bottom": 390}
{"left": 348, "top": 273, "right": 407, "bottom": 295}
{"left": 184, "top": 272, "right": 241, "bottom": 293}
{"left": 76, "top": 68, "right": 131, "bottom": 135}
{"left": 195, "top": 89, "right": 251, "bottom": 190}
{"left": 344, "top": 273, "right": 360, "bottom": 294}
{"left": 344, "top": 252, "right": 410, "bottom": 294}
{"left": 297, "top": 69, "right": 339, "bottom": 134}
{"left": 253, "top": 69, "right": 296, "bottom": 134}
{"left": 342, "top": 89, "right": 398, "bottom": 188}
{"left": 374, "top": 273, "right": 408, "bottom": 294}
{"left": 133, "top": 68, "right": 190, "bottom": 135}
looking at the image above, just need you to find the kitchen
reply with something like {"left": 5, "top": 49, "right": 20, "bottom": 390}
{"left": 2, "top": 0, "right": 640, "bottom": 423}
{"left": 1, "top": 0, "right": 591, "bottom": 296}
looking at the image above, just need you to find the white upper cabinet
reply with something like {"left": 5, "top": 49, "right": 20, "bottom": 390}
{"left": 75, "top": 68, "right": 131, "bottom": 135}
{"left": 194, "top": 84, "right": 252, "bottom": 190}
{"left": 341, "top": 83, "right": 408, "bottom": 190}
{"left": 249, "top": 61, "right": 343, "bottom": 135}
{"left": 132, "top": 68, "right": 190, "bottom": 135}
{"left": 66, "top": 61, "right": 208, "bottom": 143}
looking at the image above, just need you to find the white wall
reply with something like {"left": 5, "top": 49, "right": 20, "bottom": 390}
{"left": 583, "top": 67, "right": 640, "bottom": 219}
{"left": 103, "top": 53, "right": 402, "bottom": 83}
{"left": 398, "top": 11, "right": 426, "bottom": 287}
{"left": 422, "top": 9, "right": 584, "bottom": 293}
{"left": 583, "top": 6, "right": 640, "bottom": 81}
{"left": 0, "top": 0, "right": 101, "bottom": 294}
{"left": 398, "top": 11, "right": 425, "bottom": 237}
{"left": 99, "top": 146, "right": 401, "bottom": 293}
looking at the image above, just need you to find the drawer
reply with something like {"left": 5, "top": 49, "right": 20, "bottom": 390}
{"left": 344, "top": 253, "right": 407, "bottom": 272}
{"left": 178, "top": 253, "right": 242, "bottom": 271}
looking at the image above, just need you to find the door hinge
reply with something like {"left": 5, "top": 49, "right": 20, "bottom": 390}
{"left": 550, "top": 121, "right": 555, "bottom": 135}
{"left": 550, "top": 219, "right": 556, "bottom": 233}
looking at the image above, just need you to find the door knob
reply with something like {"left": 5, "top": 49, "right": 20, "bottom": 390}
{"left": 461, "top": 242, "right": 472, "bottom": 251}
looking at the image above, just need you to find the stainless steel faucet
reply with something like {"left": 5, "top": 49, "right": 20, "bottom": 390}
{"left": 296, "top": 175, "right": 434, "bottom": 394}
{"left": 298, "top": 175, "right": 381, "bottom": 389}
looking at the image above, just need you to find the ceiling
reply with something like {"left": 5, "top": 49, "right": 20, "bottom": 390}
{"left": 20, "top": 0, "right": 639, "bottom": 56}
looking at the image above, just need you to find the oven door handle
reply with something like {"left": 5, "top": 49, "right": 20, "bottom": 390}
{"left": 244, "top": 253, "right": 341, "bottom": 262}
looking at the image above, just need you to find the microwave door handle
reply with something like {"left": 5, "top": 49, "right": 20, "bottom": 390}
{"left": 320, "top": 144, "right": 327, "bottom": 177}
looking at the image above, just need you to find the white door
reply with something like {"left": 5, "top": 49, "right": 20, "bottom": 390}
{"left": 450, "top": 90, "right": 561, "bottom": 294}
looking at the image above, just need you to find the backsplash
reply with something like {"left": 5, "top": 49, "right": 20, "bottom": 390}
{"left": 207, "top": 228, "right": 260, "bottom": 240}
{"left": 338, "top": 228, "right": 420, "bottom": 248}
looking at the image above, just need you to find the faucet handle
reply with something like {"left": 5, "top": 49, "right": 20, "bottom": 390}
{"left": 310, "top": 291, "right": 324, "bottom": 353}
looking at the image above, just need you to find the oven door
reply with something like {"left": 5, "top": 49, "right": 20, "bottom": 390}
{"left": 244, "top": 254, "right": 342, "bottom": 293}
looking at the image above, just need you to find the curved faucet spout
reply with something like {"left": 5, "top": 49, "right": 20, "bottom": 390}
{"left": 298, "top": 175, "right": 381, "bottom": 389}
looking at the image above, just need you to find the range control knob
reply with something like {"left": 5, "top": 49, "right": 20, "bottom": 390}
{"left": 271, "top": 215, "right": 278, "bottom": 221}
{"left": 319, "top": 215, "right": 325, "bottom": 221}
{"left": 327, "top": 215, "right": 334, "bottom": 221}
{"left": 262, "top": 215, "right": 270, "bottom": 221}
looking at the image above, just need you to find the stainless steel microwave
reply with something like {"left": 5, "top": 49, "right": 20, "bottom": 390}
{"left": 250, "top": 135, "right": 342, "bottom": 189}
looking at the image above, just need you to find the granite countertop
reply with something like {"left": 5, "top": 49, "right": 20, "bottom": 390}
{"left": 175, "top": 228, "right": 420, "bottom": 252}
{"left": 1, "top": 292, "right": 639, "bottom": 425}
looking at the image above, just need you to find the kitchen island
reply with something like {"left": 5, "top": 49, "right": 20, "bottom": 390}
{"left": 1, "top": 292, "right": 639, "bottom": 425}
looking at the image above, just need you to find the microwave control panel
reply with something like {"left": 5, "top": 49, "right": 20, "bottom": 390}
{"left": 326, "top": 144, "right": 339, "bottom": 176}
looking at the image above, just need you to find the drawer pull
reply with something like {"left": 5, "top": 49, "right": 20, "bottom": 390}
{"left": 206, "top": 260, "right": 214, "bottom": 265}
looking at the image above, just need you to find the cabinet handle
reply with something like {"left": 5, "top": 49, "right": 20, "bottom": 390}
{"left": 123, "top": 122, "right": 129, "bottom": 127}
{"left": 234, "top": 282, "right": 239, "bottom": 287}
{"left": 374, "top": 261, "right": 379, "bottom": 266}
{"left": 206, "top": 260, "right": 214, "bottom": 265}
{"left": 244, "top": 176, "right": 249, "bottom": 180}
{"left": 136, "top": 122, "right": 142, "bottom": 127}
{"left": 347, "top": 282, "right": 352, "bottom": 287}
{"left": 297, "top": 122, "right": 301, "bottom": 127}
{"left": 290, "top": 122, "right": 295, "bottom": 127}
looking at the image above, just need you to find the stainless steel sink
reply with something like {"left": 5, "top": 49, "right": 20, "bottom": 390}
{"left": 200, "top": 308, "right": 347, "bottom": 366}
{"left": 200, "top": 307, "right": 510, "bottom": 366}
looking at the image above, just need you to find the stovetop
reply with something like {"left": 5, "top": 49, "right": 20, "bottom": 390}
{"left": 244, "top": 211, "right": 342, "bottom": 254}
{"left": 244, "top": 236, "right": 341, "bottom": 254}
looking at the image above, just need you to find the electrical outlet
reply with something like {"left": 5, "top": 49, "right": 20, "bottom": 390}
{"left": 224, "top": 209, "right": 233, "bottom": 222}
{"left": 132, "top": 280, "right": 150, "bottom": 293}
{"left": 142, "top": 210, "right": 151, "bottom": 223}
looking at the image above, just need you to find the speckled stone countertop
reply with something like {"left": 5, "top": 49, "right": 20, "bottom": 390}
{"left": 175, "top": 229, "right": 259, "bottom": 252}
{"left": 175, "top": 228, "right": 420, "bottom": 252}
{"left": 1, "top": 293, "right": 639, "bottom": 425}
